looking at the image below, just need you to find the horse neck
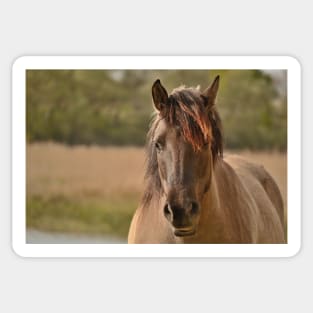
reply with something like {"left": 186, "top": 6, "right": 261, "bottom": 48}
{"left": 200, "top": 157, "right": 257, "bottom": 243}
{"left": 193, "top": 158, "right": 232, "bottom": 243}
{"left": 195, "top": 157, "right": 251, "bottom": 243}
{"left": 201, "top": 155, "right": 221, "bottom": 215}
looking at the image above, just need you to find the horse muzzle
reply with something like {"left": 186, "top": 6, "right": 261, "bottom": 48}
{"left": 163, "top": 201, "right": 200, "bottom": 237}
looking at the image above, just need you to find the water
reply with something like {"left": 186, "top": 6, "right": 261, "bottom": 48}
{"left": 26, "top": 229, "right": 126, "bottom": 244}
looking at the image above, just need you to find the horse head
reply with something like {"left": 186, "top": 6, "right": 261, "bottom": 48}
{"left": 148, "top": 76, "right": 222, "bottom": 237}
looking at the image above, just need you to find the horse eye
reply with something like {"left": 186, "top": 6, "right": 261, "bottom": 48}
{"left": 155, "top": 141, "right": 163, "bottom": 152}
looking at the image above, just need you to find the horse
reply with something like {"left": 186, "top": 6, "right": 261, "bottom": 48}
{"left": 128, "top": 76, "right": 285, "bottom": 244}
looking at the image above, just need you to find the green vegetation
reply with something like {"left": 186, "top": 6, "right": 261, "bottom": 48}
{"left": 26, "top": 69, "right": 287, "bottom": 150}
{"left": 27, "top": 193, "right": 138, "bottom": 239}
{"left": 213, "top": 70, "right": 287, "bottom": 150}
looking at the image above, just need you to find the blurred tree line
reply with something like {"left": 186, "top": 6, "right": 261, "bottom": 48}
{"left": 26, "top": 69, "right": 287, "bottom": 150}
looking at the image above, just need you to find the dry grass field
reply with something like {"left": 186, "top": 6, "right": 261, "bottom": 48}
{"left": 27, "top": 143, "right": 287, "bottom": 239}
{"left": 27, "top": 143, "right": 145, "bottom": 198}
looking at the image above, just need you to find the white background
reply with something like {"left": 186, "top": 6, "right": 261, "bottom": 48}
{"left": 0, "top": 1, "right": 311, "bottom": 312}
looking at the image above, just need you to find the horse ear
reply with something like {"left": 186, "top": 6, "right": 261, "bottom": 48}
{"left": 152, "top": 79, "right": 168, "bottom": 112}
{"left": 202, "top": 75, "right": 220, "bottom": 108}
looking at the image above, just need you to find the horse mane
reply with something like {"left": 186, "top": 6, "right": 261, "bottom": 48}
{"left": 141, "top": 86, "right": 223, "bottom": 207}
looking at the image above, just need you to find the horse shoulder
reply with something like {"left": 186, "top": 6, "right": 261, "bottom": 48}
{"left": 128, "top": 201, "right": 178, "bottom": 244}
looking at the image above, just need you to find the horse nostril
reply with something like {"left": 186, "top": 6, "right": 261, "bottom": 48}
{"left": 163, "top": 203, "right": 172, "bottom": 220}
{"left": 190, "top": 201, "right": 199, "bottom": 216}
